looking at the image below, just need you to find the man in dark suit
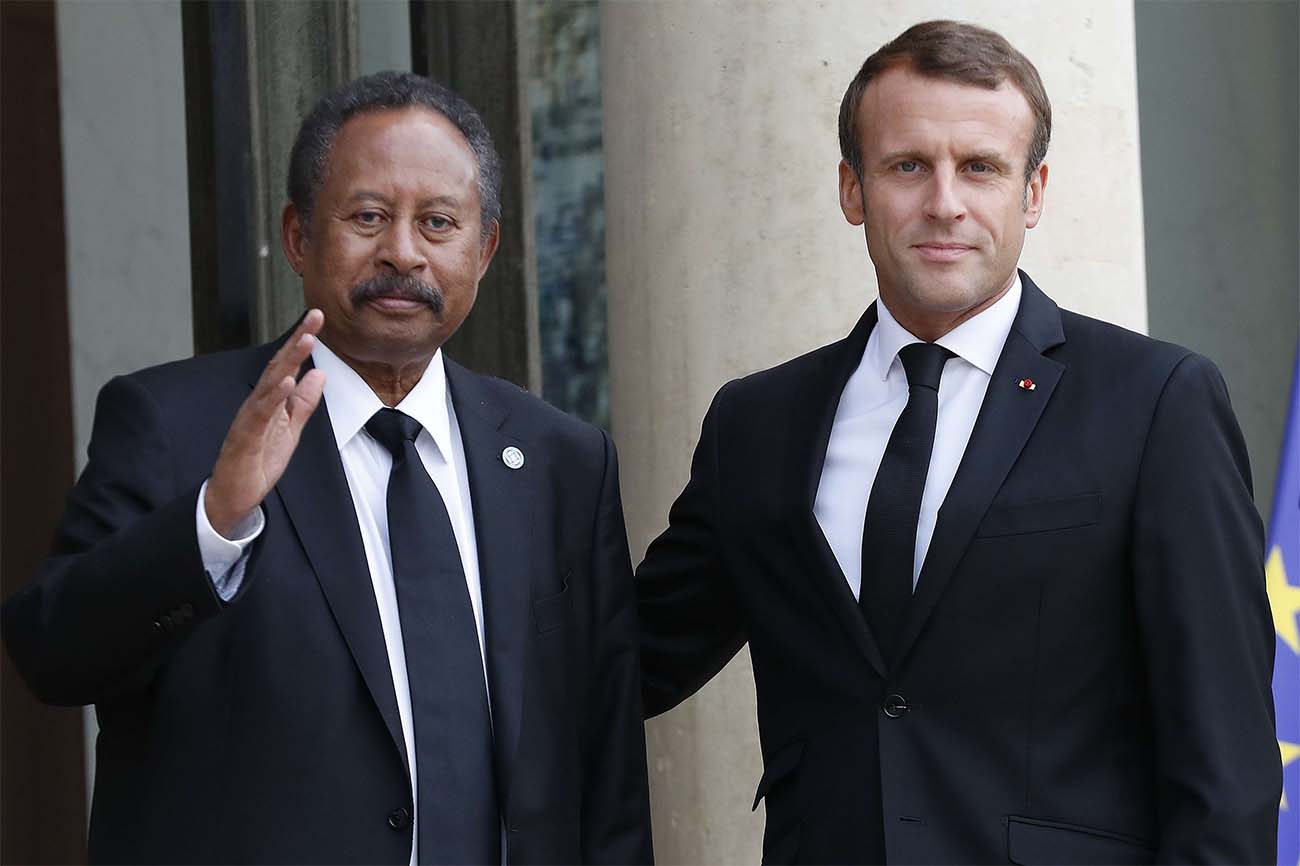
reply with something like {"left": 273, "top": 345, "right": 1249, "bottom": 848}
{"left": 3, "top": 72, "right": 652, "bottom": 864}
{"left": 636, "top": 20, "right": 1279, "bottom": 864}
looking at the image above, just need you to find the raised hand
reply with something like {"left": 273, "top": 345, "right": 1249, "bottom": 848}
{"left": 204, "top": 310, "right": 327, "bottom": 538}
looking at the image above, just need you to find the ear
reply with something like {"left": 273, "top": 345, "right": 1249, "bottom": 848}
{"left": 838, "top": 159, "right": 866, "bottom": 226}
{"left": 1024, "top": 161, "right": 1048, "bottom": 229}
{"left": 476, "top": 219, "right": 501, "bottom": 279}
{"left": 282, "top": 203, "right": 308, "bottom": 274}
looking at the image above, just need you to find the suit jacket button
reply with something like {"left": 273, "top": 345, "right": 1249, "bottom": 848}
{"left": 388, "top": 808, "right": 411, "bottom": 831}
{"left": 180, "top": 602, "right": 194, "bottom": 619}
{"left": 159, "top": 614, "right": 175, "bottom": 632}
{"left": 882, "top": 694, "right": 908, "bottom": 718}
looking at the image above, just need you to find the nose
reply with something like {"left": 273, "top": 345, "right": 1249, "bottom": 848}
{"left": 377, "top": 222, "right": 427, "bottom": 275}
{"left": 923, "top": 170, "right": 965, "bottom": 223}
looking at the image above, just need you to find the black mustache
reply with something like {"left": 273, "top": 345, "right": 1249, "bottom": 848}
{"left": 350, "top": 274, "right": 444, "bottom": 315}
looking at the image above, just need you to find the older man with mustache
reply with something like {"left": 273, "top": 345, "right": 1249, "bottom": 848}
{"left": 3, "top": 71, "right": 653, "bottom": 865}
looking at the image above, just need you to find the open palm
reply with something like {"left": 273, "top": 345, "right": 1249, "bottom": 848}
{"left": 204, "top": 309, "right": 326, "bottom": 538}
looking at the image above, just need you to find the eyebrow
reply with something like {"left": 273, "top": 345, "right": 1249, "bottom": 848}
{"left": 876, "top": 150, "right": 925, "bottom": 167}
{"left": 342, "top": 191, "right": 465, "bottom": 208}
{"left": 344, "top": 190, "right": 390, "bottom": 205}
{"left": 963, "top": 151, "right": 1011, "bottom": 167}
{"left": 418, "top": 194, "right": 464, "bottom": 209}
{"left": 875, "top": 150, "right": 1013, "bottom": 169}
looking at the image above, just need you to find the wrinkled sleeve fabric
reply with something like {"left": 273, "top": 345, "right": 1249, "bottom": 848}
{"left": 2, "top": 374, "right": 226, "bottom": 706}
{"left": 635, "top": 382, "right": 748, "bottom": 719}
{"left": 1131, "top": 353, "right": 1281, "bottom": 863}
{"left": 194, "top": 479, "right": 263, "bottom": 602}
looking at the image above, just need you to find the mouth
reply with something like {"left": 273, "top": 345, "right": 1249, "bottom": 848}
{"left": 364, "top": 295, "right": 429, "bottom": 313}
{"left": 350, "top": 274, "right": 445, "bottom": 317}
{"left": 912, "top": 242, "right": 976, "bottom": 263}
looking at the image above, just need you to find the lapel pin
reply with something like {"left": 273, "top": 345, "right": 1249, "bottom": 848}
{"left": 502, "top": 446, "right": 525, "bottom": 470}
{"left": 1017, "top": 378, "right": 1037, "bottom": 391}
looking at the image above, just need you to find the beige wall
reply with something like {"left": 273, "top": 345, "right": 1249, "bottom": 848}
{"left": 601, "top": 2, "right": 1147, "bottom": 862}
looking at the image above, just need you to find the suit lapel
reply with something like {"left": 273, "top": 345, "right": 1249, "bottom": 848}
{"left": 788, "top": 307, "right": 889, "bottom": 679}
{"left": 891, "top": 274, "right": 1067, "bottom": 665}
{"left": 445, "top": 360, "right": 532, "bottom": 808}
{"left": 270, "top": 359, "right": 409, "bottom": 773}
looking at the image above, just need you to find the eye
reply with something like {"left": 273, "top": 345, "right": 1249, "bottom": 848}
{"left": 422, "top": 215, "right": 454, "bottom": 231}
{"left": 354, "top": 210, "right": 384, "bottom": 226}
{"left": 896, "top": 160, "right": 921, "bottom": 174}
{"left": 968, "top": 161, "right": 995, "bottom": 174}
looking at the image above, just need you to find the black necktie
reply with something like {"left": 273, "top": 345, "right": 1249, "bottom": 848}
{"left": 365, "top": 408, "right": 500, "bottom": 866}
{"left": 860, "top": 342, "right": 954, "bottom": 666}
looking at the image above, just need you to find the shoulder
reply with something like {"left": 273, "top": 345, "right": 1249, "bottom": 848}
{"left": 89, "top": 343, "right": 272, "bottom": 440}
{"left": 718, "top": 334, "right": 848, "bottom": 401}
{"left": 447, "top": 361, "right": 611, "bottom": 457}
{"left": 118, "top": 342, "right": 272, "bottom": 402}
{"left": 1054, "top": 308, "right": 1224, "bottom": 396}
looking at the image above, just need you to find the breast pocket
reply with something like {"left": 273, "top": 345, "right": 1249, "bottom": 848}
{"left": 532, "top": 571, "right": 571, "bottom": 634}
{"left": 976, "top": 492, "right": 1101, "bottom": 538}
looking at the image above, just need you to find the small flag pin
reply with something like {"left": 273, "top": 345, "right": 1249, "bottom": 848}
{"left": 502, "top": 446, "right": 525, "bottom": 469}
{"left": 1017, "top": 378, "right": 1037, "bottom": 391}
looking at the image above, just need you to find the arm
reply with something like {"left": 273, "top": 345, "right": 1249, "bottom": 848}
{"left": 580, "top": 430, "right": 654, "bottom": 865}
{"left": 635, "top": 383, "right": 747, "bottom": 718}
{"left": 2, "top": 374, "right": 222, "bottom": 705}
{"left": 1132, "top": 353, "right": 1281, "bottom": 863}
{"left": 2, "top": 312, "right": 325, "bottom": 706}
{"left": 578, "top": 430, "right": 654, "bottom": 863}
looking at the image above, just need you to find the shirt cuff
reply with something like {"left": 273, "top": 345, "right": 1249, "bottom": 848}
{"left": 196, "top": 479, "right": 265, "bottom": 602}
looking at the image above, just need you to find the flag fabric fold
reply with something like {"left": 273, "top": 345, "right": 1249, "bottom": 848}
{"left": 1268, "top": 345, "right": 1300, "bottom": 866}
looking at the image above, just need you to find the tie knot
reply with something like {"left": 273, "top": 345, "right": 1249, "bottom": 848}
{"left": 365, "top": 407, "right": 423, "bottom": 457}
{"left": 898, "top": 342, "right": 953, "bottom": 391}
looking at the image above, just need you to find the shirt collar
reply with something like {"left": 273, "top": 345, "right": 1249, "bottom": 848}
{"left": 867, "top": 272, "right": 1022, "bottom": 380}
{"left": 311, "top": 339, "right": 453, "bottom": 460}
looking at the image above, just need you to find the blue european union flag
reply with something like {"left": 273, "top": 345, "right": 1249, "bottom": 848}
{"left": 1269, "top": 345, "right": 1300, "bottom": 866}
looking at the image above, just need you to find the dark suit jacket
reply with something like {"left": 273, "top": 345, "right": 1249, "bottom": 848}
{"left": 636, "top": 273, "right": 1280, "bottom": 864}
{"left": 3, "top": 338, "right": 653, "bottom": 864}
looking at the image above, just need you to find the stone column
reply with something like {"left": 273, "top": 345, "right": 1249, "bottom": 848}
{"left": 601, "top": 2, "right": 1147, "bottom": 862}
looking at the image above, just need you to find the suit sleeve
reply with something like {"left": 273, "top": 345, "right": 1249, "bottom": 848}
{"left": 2, "top": 374, "right": 224, "bottom": 706}
{"left": 580, "top": 429, "right": 654, "bottom": 864}
{"left": 635, "top": 383, "right": 747, "bottom": 718}
{"left": 1131, "top": 353, "right": 1281, "bottom": 863}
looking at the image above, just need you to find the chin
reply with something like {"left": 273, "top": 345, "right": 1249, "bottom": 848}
{"left": 907, "top": 269, "right": 1009, "bottom": 311}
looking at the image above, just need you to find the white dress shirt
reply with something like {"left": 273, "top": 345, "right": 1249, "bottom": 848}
{"left": 196, "top": 340, "right": 488, "bottom": 866}
{"left": 814, "top": 274, "right": 1021, "bottom": 600}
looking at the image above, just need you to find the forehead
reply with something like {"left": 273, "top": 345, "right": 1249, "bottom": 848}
{"left": 857, "top": 66, "right": 1034, "bottom": 158}
{"left": 322, "top": 106, "right": 479, "bottom": 200}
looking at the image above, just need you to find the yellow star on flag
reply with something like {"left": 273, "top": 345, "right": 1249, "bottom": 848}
{"left": 1267, "top": 546, "right": 1300, "bottom": 655}
{"left": 1283, "top": 740, "right": 1299, "bottom": 812}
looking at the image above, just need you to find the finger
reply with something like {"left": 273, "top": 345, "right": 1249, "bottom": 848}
{"left": 247, "top": 375, "right": 298, "bottom": 425}
{"left": 286, "top": 369, "right": 326, "bottom": 431}
{"left": 299, "top": 307, "right": 324, "bottom": 335}
{"left": 255, "top": 309, "right": 324, "bottom": 392}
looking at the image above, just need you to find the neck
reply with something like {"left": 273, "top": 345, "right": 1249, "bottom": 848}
{"left": 335, "top": 349, "right": 435, "bottom": 407}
